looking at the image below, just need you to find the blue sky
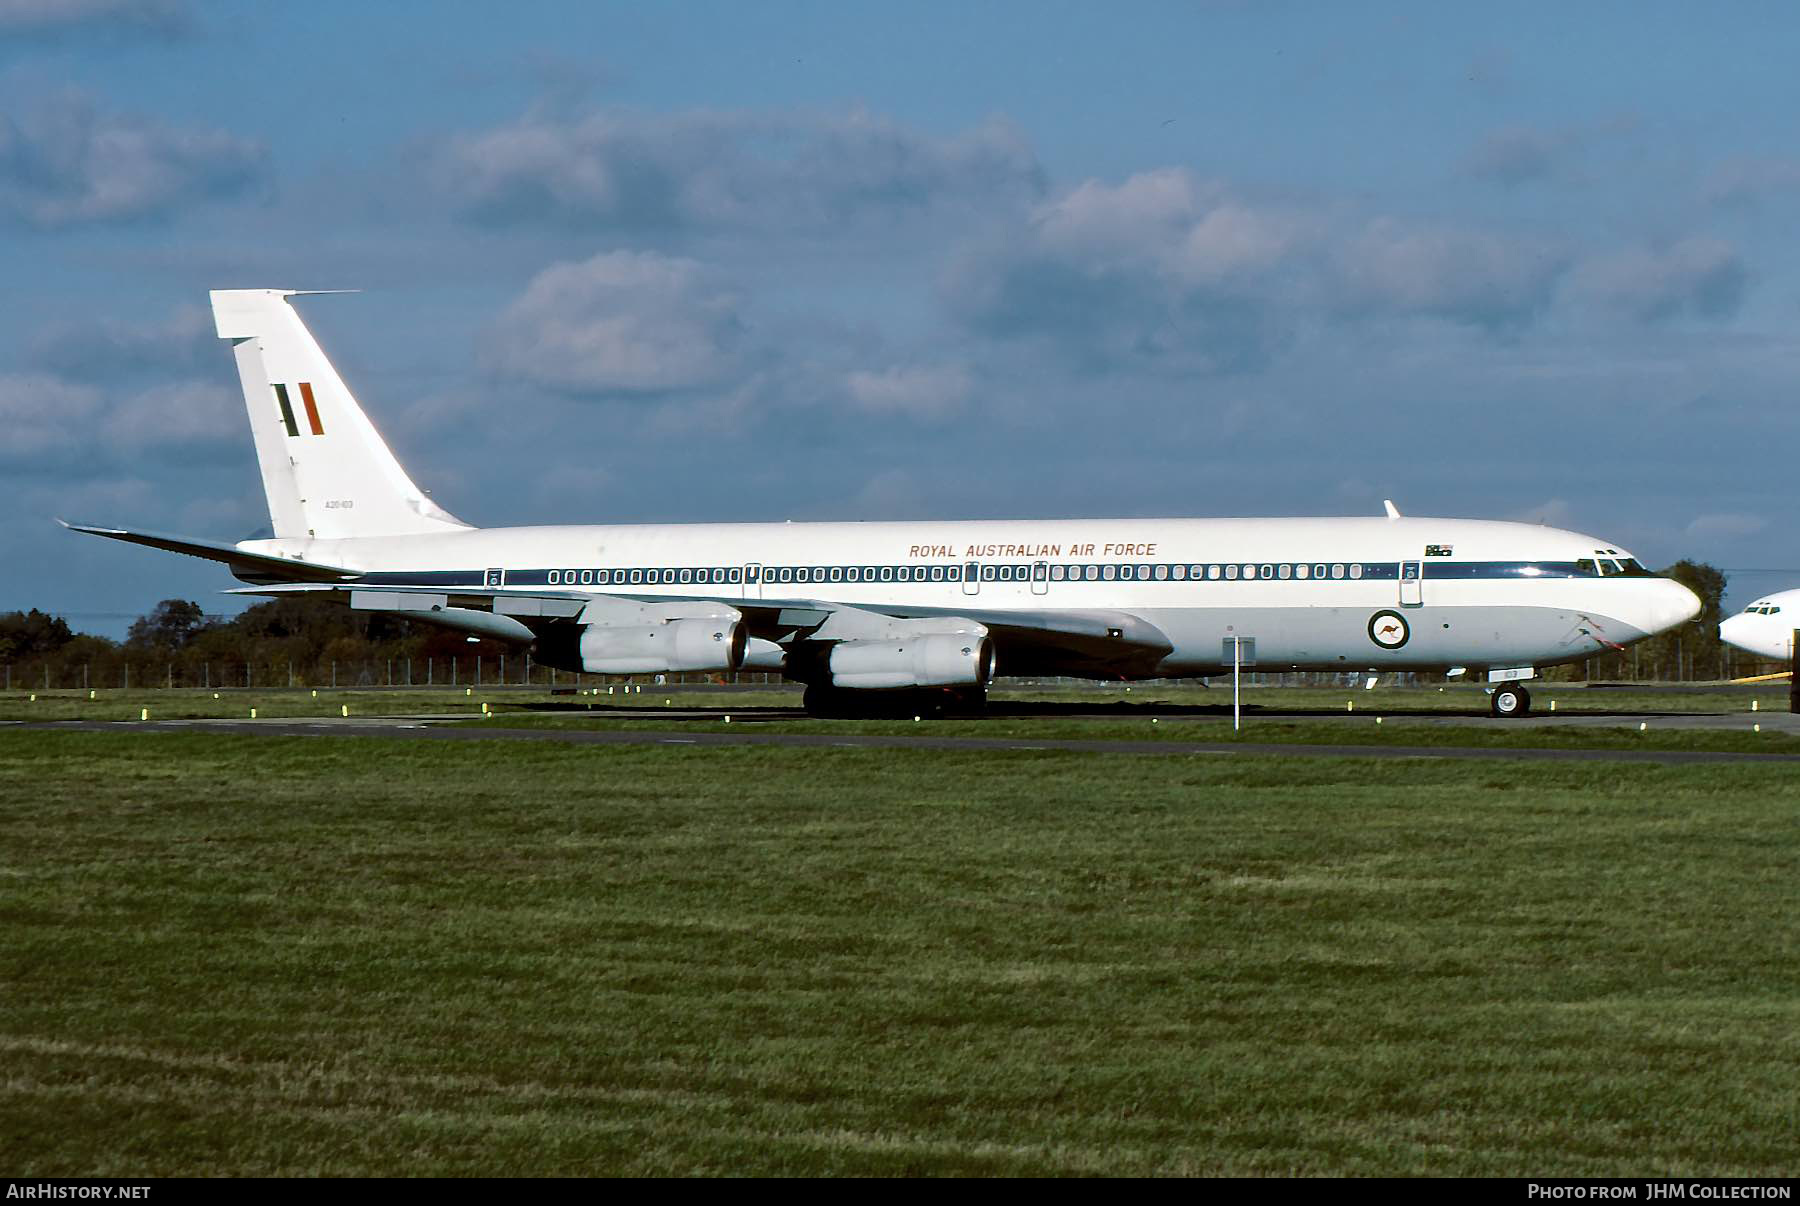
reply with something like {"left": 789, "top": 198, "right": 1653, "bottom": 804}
{"left": 5, "top": 1, "right": 1799, "bottom": 635}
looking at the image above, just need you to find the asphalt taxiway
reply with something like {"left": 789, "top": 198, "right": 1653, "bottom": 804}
{"left": 16, "top": 710, "right": 1800, "bottom": 765}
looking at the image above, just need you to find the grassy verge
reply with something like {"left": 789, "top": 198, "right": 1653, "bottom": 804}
{"left": 2, "top": 730, "right": 1796, "bottom": 1175}
{"left": 455, "top": 707, "right": 1800, "bottom": 756}
{"left": 2, "top": 683, "right": 1790, "bottom": 725}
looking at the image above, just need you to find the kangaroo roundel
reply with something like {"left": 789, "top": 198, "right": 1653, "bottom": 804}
{"left": 1367, "top": 610, "right": 1410, "bottom": 650}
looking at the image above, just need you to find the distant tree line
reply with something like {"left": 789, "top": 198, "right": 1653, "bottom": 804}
{"left": 1, "top": 597, "right": 533, "bottom": 691}
{"left": 0, "top": 559, "right": 1782, "bottom": 690}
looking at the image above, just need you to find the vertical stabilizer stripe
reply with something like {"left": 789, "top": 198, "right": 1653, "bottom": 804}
{"left": 298, "top": 381, "right": 324, "bottom": 435}
{"left": 272, "top": 384, "right": 299, "bottom": 437}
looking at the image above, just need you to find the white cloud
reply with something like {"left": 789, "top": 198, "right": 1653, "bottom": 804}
{"left": 441, "top": 107, "right": 1043, "bottom": 233}
{"left": 1685, "top": 513, "right": 1768, "bottom": 541}
{"left": 0, "top": 373, "right": 101, "bottom": 461}
{"left": 0, "top": 0, "right": 188, "bottom": 37}
{"left": 1511, "top": 498, "right": 1575, "bottom": 527}
{"left": 1032, "top": 169, "right": 1304, "bottom": 283}
{"left": 845, "top": 364, "right": 971, "bottom": 419}
{"left": 0, "top": 92, "right": 264, "bottom": 226}
{"left": 104, "top": 380, "right": 241, "bottom": 454}
{"left": 0, "top": 372, "right": 242, "bottom": 469}
{"left": 29, "top": 304, "right": 214, "bottom": 380}
{"left": 1331, "top": 218, "right": 1569, "bottom": 330}
{"left": 1573, "top": 237, "right": 1748, "bottom": 322}
{"left": 485, "top": 251, "right": 745, "bottom": 395}
{"left": 1703, "top": 156, "right": 1800, "bottom": 208}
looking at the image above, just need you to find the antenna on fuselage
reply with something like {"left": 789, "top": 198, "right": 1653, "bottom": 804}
{"left": 1383, "top": 500, "right": 1402, "bottom": 519}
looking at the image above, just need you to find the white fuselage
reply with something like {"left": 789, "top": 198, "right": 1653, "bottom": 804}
{"left": 1719, "top": 589, "right": 1799, "bottom": 663}
{"left": 243, "top": 513, "right": 1701, "bottom": 677}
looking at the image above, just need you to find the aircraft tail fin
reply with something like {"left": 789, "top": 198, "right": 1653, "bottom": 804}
{"left": 209, "top": 289, "right": 471, "bottom": 541}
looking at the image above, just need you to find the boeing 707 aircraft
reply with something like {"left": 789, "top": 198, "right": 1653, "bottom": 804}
{"left": 67, "top": 289, "right": 1701, "bottom": 718}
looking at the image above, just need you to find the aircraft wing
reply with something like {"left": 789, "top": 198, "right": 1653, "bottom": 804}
{"left": 233, "top": 582, "right": 1175, "bottom": 678}
{"left": 744, "top": 596, "right": 1173, "bottom": 677}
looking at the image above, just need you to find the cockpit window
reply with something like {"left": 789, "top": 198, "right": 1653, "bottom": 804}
{"left": 1575, "top": 558, "right": 1598, "bottom": 577}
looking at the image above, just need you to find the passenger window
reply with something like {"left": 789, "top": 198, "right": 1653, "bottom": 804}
{"left": 931, "top": 566, "right": 944, "bottom": 581}
{"left": 1349, "top": 564, "right": 1362, "bottom": 579}
{"left": 1102, "top": 565, "right": 1116, "bottom": 581}
{"left": 1052, "top": 565, "right": 1066, "bottom": 581}
{"left": 1171, "top": 565, "right": 1185, "bottom": 580}
{"left": 1225, "top": 564, "right": 1239, "bottom": 580}
{"left": 880, "top": 566, "right": 892, "bottom": 581}
{"left": 1331, "top": 564, "right": 1344, "bottom": 579}
{"left": 830, "top": 567, "right": 843, "bottom": 582}
{"left": 1296, "top": 564, "right": 1310, "bottom": 579}
{"left": 1208, "top": 565, "right": 1220, "bottom": 580}
{"left": 948, "top": 566, "right": 961, "bottom": 581}
{"left": 1137, "top": 565, "right": 1151, "bottom": 580}
{"left": 1261, "top": 564, "right": 1275, "bottom": 580}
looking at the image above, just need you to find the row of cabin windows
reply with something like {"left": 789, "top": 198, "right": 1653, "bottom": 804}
{"left": 542, "top": 562, "right": 1371, "bottom": 587}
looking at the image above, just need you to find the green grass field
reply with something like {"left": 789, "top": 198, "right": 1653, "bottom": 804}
{"left": 2, "top": 729, "right": 1796, "bottom": 1175}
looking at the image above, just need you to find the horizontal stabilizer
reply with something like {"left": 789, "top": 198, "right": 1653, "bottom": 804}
{"left": 59, "top": 520, "right": 358, "bottom": 584}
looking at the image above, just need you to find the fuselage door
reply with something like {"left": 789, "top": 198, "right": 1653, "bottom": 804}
{"left": 744, "top": 562, "right": 763, "bottom": 601}
{"left": 1031, "top": 560, "right": 1049, "bottom": 595}
{"left": 964, "top": 561, "right": 980, "bottom": 596}
{"left": 1400, "top": 560, "right": 1423, "bottom": 608}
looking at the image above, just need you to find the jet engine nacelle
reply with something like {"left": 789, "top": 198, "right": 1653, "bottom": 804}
{"left": 827, "top": 634, "right": 995, "bottom": 690}
{"left": 578, "top": 618, "right": 746, "bottom": 675}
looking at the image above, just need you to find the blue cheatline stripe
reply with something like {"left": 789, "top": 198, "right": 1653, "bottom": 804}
{"left": 272, "top": 384, "right": 299, "bottom": 438}
{"left": 351, "top": 560, "right": 1636, "bottom": 590}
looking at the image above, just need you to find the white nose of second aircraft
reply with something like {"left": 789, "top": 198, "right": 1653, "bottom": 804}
{"left": 1719, "top": 612, "right": 1794, "bottom": 661}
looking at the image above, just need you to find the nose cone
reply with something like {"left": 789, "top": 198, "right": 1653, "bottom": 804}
{"left": 1664, "top": 580, "right": 1703, "bottom": 629}
{"left": 1632, "top": 578, "right": 1701, "bottom": 638}
{"left": 1611, "top": 578, "right": 1701, "bottom": 643}
{"left": 1720, "top": 613, "right": 1794, "bottom": 661}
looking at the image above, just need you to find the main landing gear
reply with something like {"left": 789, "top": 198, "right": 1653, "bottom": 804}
{"left": 1489, "top": 684, "right": 1532, "bottom": 718}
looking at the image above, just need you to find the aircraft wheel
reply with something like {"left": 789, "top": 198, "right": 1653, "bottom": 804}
{"left": 1490, "top": 684, "right": 1532, "bottom": 718}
